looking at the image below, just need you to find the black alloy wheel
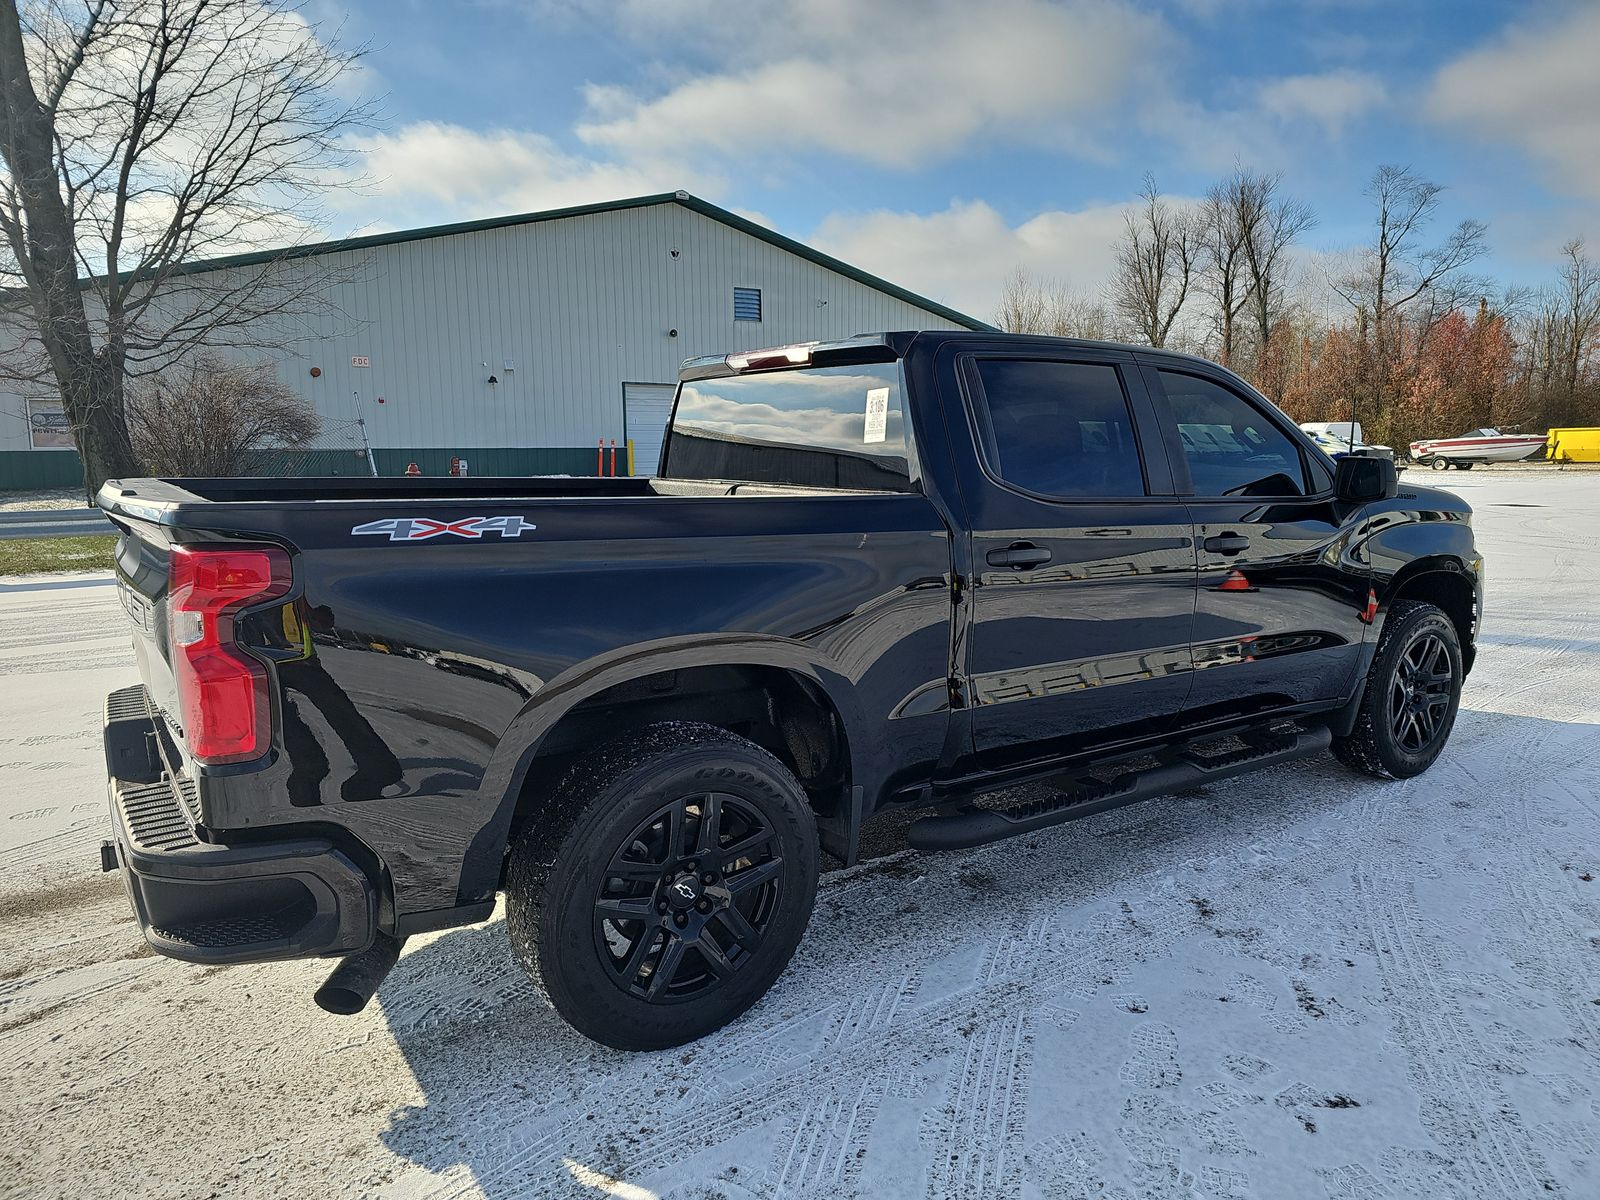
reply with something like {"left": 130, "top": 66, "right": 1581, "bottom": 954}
{"left": 593, "top": 791, "right": 782, "bottom": 1003}
{"left": 1388, "top": 632, "right": 1453, "bottom": 754}
{"left": 505, "top": 722, "right": 819, "bottom": 1050}
{"left": 1332, "top": 599, "right": 1463, "bottom": 779}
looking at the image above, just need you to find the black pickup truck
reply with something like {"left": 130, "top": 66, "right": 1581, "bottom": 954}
{"left": 98, "top": 331, "right": 1482, "bottom": 1049}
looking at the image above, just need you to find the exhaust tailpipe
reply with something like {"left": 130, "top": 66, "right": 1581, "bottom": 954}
{"left": 314, "top": 931, "right": 406, "bottom": 1015}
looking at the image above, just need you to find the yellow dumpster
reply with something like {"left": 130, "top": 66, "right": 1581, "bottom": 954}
{"left": 1548, "top": 428, "right": 1600, "bottom": 463}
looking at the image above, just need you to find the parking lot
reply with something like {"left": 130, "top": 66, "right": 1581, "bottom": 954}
{"left": 2, "top": 471, "right": 1598, "bottom": 1200}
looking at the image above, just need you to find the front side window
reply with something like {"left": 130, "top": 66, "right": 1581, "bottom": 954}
{"left": 665, "top": 362, "right": 912, "bottom": 490}
{"left": 970, "top": 359, "right": 1147, "bottom": 499}
{"left": 1158, "top": 370, "right": 1307, "bottom": 497}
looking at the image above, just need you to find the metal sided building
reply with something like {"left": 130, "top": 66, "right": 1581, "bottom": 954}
{"left": 0, "top": 191, "right": 987, "bottom": 488}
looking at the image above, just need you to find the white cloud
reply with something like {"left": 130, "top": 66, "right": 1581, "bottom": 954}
{"left": 335, "top": 122, "right": 721, "bottom": 231}
{"left": 1427, "top": 5, "right": 1600, "bottom": 199}
{"left": 1258, "top": 69, "right": 1386, "bottom": 134}
{"left": 811, "top": 198, "right": 1142, "bottom": 322}
{"left": 575, "top": 0, "right": 1166, "bottom": 170}
{"left": 1135, "top": 94, "right": 1290, "bottom": 174}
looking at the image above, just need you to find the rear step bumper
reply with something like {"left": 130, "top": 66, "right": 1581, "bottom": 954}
{"left": 908, "top": 724, "right": 1333, "bottom": 852}
{"left": 101, "top": 685, "right": 377, "bottom": 965}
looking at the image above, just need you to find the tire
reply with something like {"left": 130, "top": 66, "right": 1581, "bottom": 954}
{"left": 1332, "top": 600, "right": 1463, "bottom": 780}
{"left": 505, "top": 721, "right": 819, "bottom": 1050}
{"left": 1430, "top": 456, "right": 1451, "bottom": 471}
{"left": 1459, "top": 461, "right": 1475, "bottom": 470}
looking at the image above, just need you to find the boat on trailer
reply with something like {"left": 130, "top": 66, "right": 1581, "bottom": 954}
{"left": 1408, "top": 428, "right": 1548, "bottom": 470}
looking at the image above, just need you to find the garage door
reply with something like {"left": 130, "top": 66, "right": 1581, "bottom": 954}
{"left": 623, "top": 382, "right": 677, "bottom": 476}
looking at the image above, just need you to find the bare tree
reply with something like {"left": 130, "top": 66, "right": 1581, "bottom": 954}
{"left": 127, "top": 352, "right": 319, "bottom": 476}
{"left": 1512, "top": 239, "right": 1600, "bottom": 428}
{"left": 996, "top": 266, "right": 1114, "bottom": 340}
{"left": 1550, "top": 239, "right": 1600, "bottom": 402}
{"left": 1196, "top": 172, "right": 1253, "bottom": 366}
{"left": 1237, "top": 172, "right": 1315, "bottom": 361}
{"left": 0, "top": 0, "right": 368, "bottom": 493}
{"left": 1110, "top": 175, "right": 1197, "bottom": 348}
{"left": 1331, "top": 165, "right": 1486, "bottom": 414}
{"left": 1047, "top": 290, "right": 1114, "bottom": 341}
{"left": 996, "top": 266, "right": 1049, "bottom": 334}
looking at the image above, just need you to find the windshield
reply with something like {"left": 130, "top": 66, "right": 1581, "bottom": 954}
{"left": 664, "top": 362, "right": 914, "bottom": 490}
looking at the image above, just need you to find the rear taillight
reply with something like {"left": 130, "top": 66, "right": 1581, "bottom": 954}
{"left": 168, "top": 546, "right": 291, "bottom": 765}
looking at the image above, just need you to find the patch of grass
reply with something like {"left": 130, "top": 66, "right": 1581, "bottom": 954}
{"left": 0, "top": 534, "right": 116, "bottom": 576}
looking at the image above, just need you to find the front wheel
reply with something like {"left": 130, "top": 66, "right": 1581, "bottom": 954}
{"left": 1333, "top": 600, "right": 1463, "bottom": 779}
{"left": 1430, "top": 456, "right": 1451, "bottom": 471}
{"left": 506, "top": 722, "right": 819, "bottom": 1050}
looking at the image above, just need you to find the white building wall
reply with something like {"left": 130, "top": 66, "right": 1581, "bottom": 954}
{"left": 0, "top": 198, "right": 975, "bottom": 467}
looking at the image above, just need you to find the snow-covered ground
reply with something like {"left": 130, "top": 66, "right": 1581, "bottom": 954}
{"left": 2, "top": 473, "right": 1598, "bottom": 1200}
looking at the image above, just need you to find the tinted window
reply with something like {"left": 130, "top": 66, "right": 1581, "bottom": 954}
{"left": 971, "top": 359, "right": 1146, "bottom": 498}
{"left": 665, "top": 362, "right": 912, "bottom": 490}
{"left": 1158, "top": 371, "right": 1307, "bottom": 497}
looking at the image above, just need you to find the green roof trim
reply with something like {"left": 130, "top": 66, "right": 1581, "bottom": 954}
{"left": 161, "top": 191, "right": 996, "bottom": 332}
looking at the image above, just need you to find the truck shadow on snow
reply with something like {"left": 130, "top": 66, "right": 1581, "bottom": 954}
{"left": 366, "top": 706, "right": 1598, "bottom": 1199}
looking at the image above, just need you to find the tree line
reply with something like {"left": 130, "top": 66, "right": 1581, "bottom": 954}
{"left": 998, "top": 166, "right": 1600, "bottom": 450}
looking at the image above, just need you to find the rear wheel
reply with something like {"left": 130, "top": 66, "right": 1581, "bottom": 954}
{"left": 505, "top": 722, "right": 819, "bottom": 1050}
{"left": 1333, "top": 600, "right": 1463, "bottom": 779}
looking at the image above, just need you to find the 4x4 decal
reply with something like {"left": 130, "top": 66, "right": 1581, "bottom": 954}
{"left": 351, "top": 515, "right": 537, "bottom": 541}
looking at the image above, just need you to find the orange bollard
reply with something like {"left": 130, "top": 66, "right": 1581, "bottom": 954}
{"left": 609, "top": 439, "right": 617, "bottom": 477}
{"left": 597, "top": 438, "right": 604, "bottom": 476}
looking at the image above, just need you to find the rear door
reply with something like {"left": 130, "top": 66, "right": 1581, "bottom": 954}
{"left": 1142, "top": 360, "right": 1368, "bottom": 727}
{"left": 948, "top": 345, "right": 1197, "bottom": 770}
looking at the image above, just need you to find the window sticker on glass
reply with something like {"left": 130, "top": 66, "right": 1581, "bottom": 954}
{"left": 863, "top": 387, "right": 889, "bottom": 444}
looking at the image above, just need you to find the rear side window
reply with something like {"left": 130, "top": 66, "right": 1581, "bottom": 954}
{"left": 969, "top": 359, "right": 1147, "bottom": 499}
{"left": 665, "top": 362, "right": 912, "bottom": 490}
{"left": 1158, "top": 370, "right": 1307, "bottom": 498}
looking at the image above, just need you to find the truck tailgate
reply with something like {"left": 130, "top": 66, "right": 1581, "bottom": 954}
{"left": 109, "top": 513, "right": 181, "bottom": 733}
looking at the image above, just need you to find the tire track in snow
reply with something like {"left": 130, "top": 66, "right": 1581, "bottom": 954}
{"left": 0, "top": 816, "right": 101, "bottom": 871}
{"left": 920, "top": 1009, "right": 1033, "bottom": 1200}
{"left": 1358, "top": 871, "right": 1560, "bottom": 1197}
{"left": 398, "top": 910, "right": 1185, "bottom": 1200}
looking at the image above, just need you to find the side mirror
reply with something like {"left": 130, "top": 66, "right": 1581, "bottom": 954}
{"left": 1334, "top": 453, "right": 1398, "bottom": 503}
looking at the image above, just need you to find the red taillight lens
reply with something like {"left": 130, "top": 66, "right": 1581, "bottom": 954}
{"left": 168, "top": 546, "right": 291, "bottom": 765}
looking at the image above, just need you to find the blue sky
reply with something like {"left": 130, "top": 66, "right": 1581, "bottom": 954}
{"left": 316, "top": 0, "right": 1600, "bottom": 322}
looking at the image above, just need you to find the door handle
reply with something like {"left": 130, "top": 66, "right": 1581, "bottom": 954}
{"left": 986, "top": 543, "right": 1052, "bottom": 569}
{"left": 1202, "top": 533, "right": 1250, "bottom": 556}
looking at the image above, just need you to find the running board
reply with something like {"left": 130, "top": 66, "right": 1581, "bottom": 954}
{"left": 906, "top": 724, "right": 1332, "bottom": 853}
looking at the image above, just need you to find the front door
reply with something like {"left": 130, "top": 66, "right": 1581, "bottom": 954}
{"left": 1143, "top": 362, "right": 1369, "bottom": 728}
{"left": 951, "top": 349, "right": 1198, "bottom": 771}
